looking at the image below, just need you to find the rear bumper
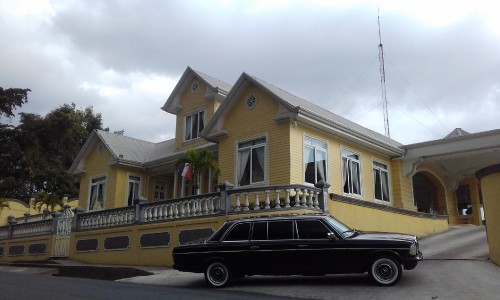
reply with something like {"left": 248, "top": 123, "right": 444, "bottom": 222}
{"left": 403, "top": 251, "right": 423, "bottom": 270}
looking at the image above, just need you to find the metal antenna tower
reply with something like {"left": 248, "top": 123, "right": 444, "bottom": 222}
{"left": 378, "top": 9, "right": 390, "bottom": 138}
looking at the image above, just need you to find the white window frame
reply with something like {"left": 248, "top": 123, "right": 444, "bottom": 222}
{"left": 373, "top": 160, "right": 391, "bottom": 203}
{"left": 184, "top": 110, "right": 205, "bottom": 141}
{"left": 236, "top": 136, "right": 267, "bottom": 187}
{"left": 88, "top": 175, "right": 106, "bottom": 211}
{"left": 341, "top": 149, "right": 362, "bottom": 197}
{"left": 154, "top": 180, "right": 167, "bottom": 201}
{"left": 303, "top": 136, "right": 328, "bottom": 185}
{"left": 126, "top": 175, "right": 141, "bottom": 206}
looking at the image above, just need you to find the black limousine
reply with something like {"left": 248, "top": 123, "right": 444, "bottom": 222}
{"left": 173, "top": 214, "right": 423, "bottom": 287}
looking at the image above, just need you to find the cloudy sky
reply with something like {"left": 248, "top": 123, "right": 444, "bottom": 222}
{"left": 1, "top": 0, "right": 499, "bottom": 145}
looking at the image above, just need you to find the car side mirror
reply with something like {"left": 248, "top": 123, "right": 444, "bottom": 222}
{"left": 327, "top": 232, "right": 338, "bottom": 240}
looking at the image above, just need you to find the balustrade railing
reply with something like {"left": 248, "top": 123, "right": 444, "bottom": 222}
{"left": 1, "top": 183, "right": 329, "bottom": 238}
{"left": 10, "top": 219, "right": 53, "bottom": 238}
{"left": 0, "top": 227, "right": 9, "bottom": 240}
{"left": 14, "top": 212, "right": 53, "bottom": 224}
{"left": 227, "top": 185, "right": 323, "bottom": 212}
{"left": 77, "top": 206, "right": 136, "bottom": 231}
{"left": 141, "top": 194, "right": 221, "bottom": 223}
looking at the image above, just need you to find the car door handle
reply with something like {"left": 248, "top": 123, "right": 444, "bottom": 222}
{"left": 250, "top": 246, "right": 259, "bottom": 250}
{"left": 298, "top": 245, "right": 309, "bottom": 248}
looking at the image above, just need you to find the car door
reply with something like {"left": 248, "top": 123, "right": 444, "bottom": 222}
{"left": 295, "top": 219, "right": 349, "bottom": 274}
{"left": 249, "top": 220, "right": 297, "bottom": 275}
{"left": 220, "top": 222, "right": 254, "bottom": 275}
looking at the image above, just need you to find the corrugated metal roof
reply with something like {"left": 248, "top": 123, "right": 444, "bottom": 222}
{"left": 249, "top": 75, "right": 403, "bottom": 148}
{"left": 192, "top": 68, "right": 232, "bottom": 95}
{"left": 98, "top": 130, "right": 156, "bottom": 163}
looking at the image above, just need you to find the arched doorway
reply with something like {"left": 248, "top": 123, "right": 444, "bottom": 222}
{"left": 412, "top": 172, "right": 446, "bottom": 215}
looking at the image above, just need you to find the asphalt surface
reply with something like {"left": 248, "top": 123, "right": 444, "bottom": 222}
{"left": 1, "top": 225, "right": 498, "bottom": 300}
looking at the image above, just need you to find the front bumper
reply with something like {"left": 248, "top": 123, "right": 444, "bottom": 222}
{"left": 403, "top": 251, "right": 423, "bottom": 270}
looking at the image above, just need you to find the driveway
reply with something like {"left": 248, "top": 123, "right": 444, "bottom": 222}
{"left": 120, "top": 225, "right": 499, "bottom": 300}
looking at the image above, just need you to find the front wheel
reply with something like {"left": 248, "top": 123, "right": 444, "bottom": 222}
{"left": 204, "top": 261, "right": 231, "bottom": 288}
{"left": 369, "top": 256, "right": 402, "bottom": 286}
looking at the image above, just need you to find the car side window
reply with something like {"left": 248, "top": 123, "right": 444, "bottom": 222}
{"left": 251, "top": 222, "right": 268, "bottom": 240}
{"left": 268, "top": 220, "right": 294, "bottom": 240}
{"left": 224, "top": 222, "right": 251, "bottom": 241}
{"left": 296, "top": 220, "right": 330, "bottom": 239}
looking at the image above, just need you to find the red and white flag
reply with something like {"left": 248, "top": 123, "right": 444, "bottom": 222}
{"left": 180, "top": 163, "right": 192, "bottom": 181}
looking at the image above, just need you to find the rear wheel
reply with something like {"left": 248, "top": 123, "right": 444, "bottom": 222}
{"left": 369, "top": 256, "right": 402, "bottom": 286}
{"left": 204, "top": 261, "right": 231, "bottom": 288}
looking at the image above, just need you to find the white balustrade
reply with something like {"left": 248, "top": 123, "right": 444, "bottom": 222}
{"left": 228, "top": 186, "right": 322, "bottom": 212}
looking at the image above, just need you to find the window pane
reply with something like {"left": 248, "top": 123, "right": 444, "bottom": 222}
{"left": 374, "top": 169, "right": 382, "bottom": 200}
{"left": 316, "top": 149, "right": 327, "bottom": 182}
{"left": 297, "top": 220, "right": 330, "bottom": 239}
{"left": 381, "top": 170, "right": 390, "bottom": 201}
{"left": 185, "top": 115, "right": 192, "bottom": 140}
{"left": 225, "top": 223, "right": 251, "bottom": 241}
{"left": 352, "top": 161, "right": 360, "bottom": 194}
{"left": 192, "top": 113, "right": 199, "bottom": 139}
{"left": 304, "top": 147, "right": 315, "bottom": 184}
{"left": 251, "top": 146, "right": 265, "bottom": 183}
{"left": 251, "top": 222, "right": 268, "bottom": 240}
{"left": 199, "top": 111, "right": 205, "bottom": 133}
{"left": 268, "top": 221, "right": 294, "bottom": 240}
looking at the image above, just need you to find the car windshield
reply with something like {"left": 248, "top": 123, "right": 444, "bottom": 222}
{"left": 324, "top": 215, "right": 356, "bottom": 238}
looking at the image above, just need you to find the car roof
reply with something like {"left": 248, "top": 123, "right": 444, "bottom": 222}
{"left": 227, "top": 213, "right": 328, "bottom": 224}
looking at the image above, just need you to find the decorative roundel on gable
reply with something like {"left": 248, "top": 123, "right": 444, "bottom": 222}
{"left": 191, "top": 81, "right": 200, "bottom": 93}
{"left": 245, "top": 94, "right": 257, "bottom": 110}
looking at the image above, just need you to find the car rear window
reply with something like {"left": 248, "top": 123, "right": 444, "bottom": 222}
{"left": 224, "top": 222, "right": 251, "bottom": 241}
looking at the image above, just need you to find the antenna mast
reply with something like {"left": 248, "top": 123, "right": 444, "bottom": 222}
{"left": 378, "top": 9, "right": 390, "bottom": 138}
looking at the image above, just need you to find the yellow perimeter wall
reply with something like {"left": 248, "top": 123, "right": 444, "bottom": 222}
{"left": 330, "top": 200, "right": 449, "bottom": 238}
{"left": 1, "top": 205, "right": 447, "bottom": 266}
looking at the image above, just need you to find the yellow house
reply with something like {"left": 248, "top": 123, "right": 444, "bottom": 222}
{"left": 65, "top": 66, "right": 500, "bottom": 265}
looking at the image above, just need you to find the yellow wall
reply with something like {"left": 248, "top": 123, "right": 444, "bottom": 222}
{"left": 175, "top": 79, "right": 219, "bottom": 152}
{"left": 218, "top": 84, "right": 292, "bottom": 186}
{"left": 71, "top": 217, "right": 225, "bottom": 266}
{"left": 330, "top": 200, "right": 449, "bottom": 238}
{"left": 479, "top": 172, "right": 500, "bottom": 265}
{"left": 0, "top": 199, "right": 79, "bottom": 226}
{"left": 0, "top": 235, "right": 54, "bottom": 262}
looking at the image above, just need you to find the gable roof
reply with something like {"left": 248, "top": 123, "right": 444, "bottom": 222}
{"left": 68, "top": 130, "right": 177, "bottom": 174}
{"left": 161, "top": 66, "right": 232, "bottom": 114}
{"left": 202, "top": 72, "right": 404, "bottom": 156}
{"left": 444, "top": 128, "right": 470, "bottom": 139}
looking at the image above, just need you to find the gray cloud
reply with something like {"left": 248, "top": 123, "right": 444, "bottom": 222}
{"left": 1, "top": 0, "right": 499, "bottom": 144}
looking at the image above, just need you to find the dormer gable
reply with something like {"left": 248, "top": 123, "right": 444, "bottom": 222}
{"left": 161, "top": 66, "right": 232, "bottom": 115}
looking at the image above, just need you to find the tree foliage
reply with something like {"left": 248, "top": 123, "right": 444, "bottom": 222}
{"left": 0, "top": 103, "right": 103, "bottom": 202}
{"left": 32, "top": 192, "right": 63, "bottom": 212}
{"left": 0, "top": 87, "right": 30, "bottom": 119}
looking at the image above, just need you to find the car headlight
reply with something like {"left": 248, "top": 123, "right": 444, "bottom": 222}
{"left": 409, "top": 243, "right": 417, "bottom": 256}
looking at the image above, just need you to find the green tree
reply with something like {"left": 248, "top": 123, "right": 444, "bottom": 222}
{"left": 0, "top": 198, "right": 10, "bottom": 211}
{"left": 0, "top": 103, "right": 103, "bottom": 201}
{"left": 0, "top": 87, "right": 30, "bottom": 119}
{"left": 32, "top": 192, "right": 63, "bottom": 212}
{"left": 176, "top": 149, "right": 220, "bottom": 194}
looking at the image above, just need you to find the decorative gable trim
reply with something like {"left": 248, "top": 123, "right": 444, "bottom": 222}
{"left": 162, "top": 66, "right": 231, "bottom": 115}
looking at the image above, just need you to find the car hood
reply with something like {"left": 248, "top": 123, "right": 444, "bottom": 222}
{"left": 351, "top": 232, "right": 417, "bottom": 243}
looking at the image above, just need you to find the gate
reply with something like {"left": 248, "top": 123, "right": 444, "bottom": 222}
{"left": 53, "top": 206, "right": 73, "bottom": 257}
